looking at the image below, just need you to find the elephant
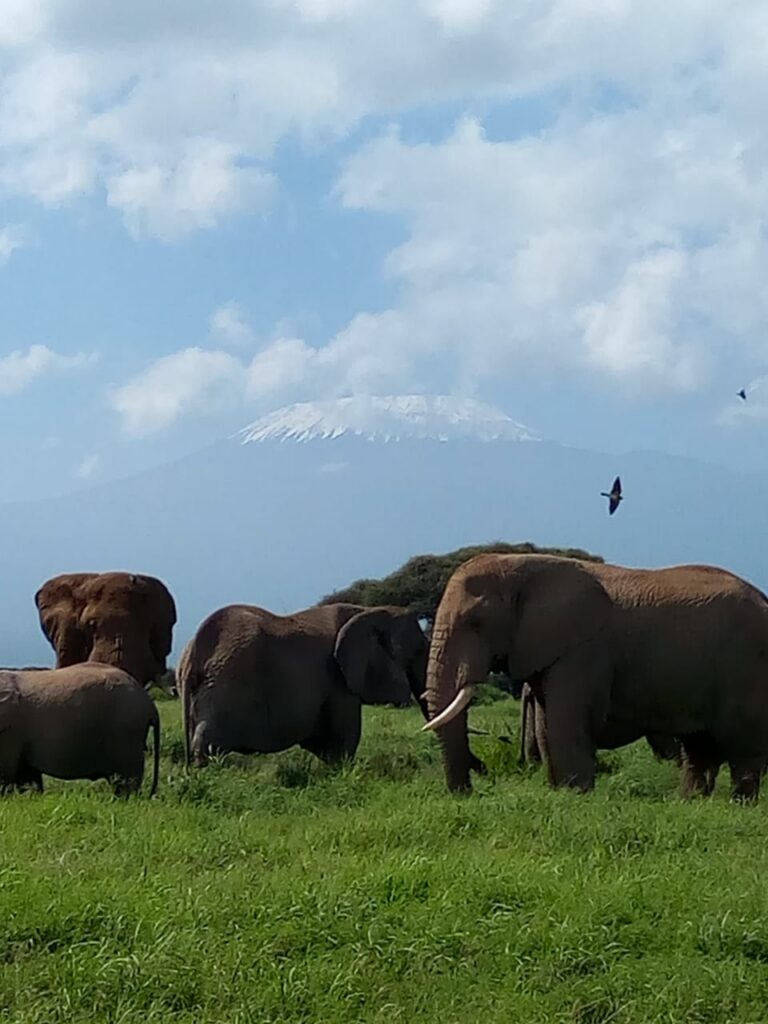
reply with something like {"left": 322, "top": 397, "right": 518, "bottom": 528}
{"left": 0, "top": 664, "right": 159, "bottom": 796}
{"left": 517, "top": 681, "right": 683, "bottom": 768}
{"left": 35, "top": 571, "right": 177, "bottom": 687}
{"left": 423, "top": 553, "right": 768, "bottom": 801}
{"left": 179, "top": 602, "right": 434, "bottom": 768}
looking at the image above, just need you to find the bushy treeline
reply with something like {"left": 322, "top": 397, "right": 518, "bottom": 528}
{"left": 318, "top": 540, "right": 603, "bottom": 622}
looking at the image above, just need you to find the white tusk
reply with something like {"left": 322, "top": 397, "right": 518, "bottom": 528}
{"left": 421, "top": 685, "right": 477, "bottom": 732}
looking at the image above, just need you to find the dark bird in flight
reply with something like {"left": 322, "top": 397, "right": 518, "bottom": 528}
{"left": 600, "top": 476, "right": 623, "bottom": 515}
{"left": 738, "top": 388, "right": 747, "bottom": 401}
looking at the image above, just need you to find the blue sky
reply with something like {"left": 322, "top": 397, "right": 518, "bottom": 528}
{"left": 2, "top": 0, "right": 768, "bottom": 501}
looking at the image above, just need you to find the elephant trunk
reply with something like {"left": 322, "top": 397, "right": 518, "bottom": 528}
{"left": 90, "top": 632, "right": 155, "bottom": 688}
{"left": 53, "top": 626, "right": 89, "bottom": 668}
{"left": 424, "top": 623, "right": 484, "bottom": 794}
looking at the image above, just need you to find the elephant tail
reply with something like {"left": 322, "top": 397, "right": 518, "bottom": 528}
{"left": 148, "top": 705, "right": 160, "bottom": 797}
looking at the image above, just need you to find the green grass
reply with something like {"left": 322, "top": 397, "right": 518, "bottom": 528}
{"left": 2, "top": 696, "right": 768, "bottom": 1023}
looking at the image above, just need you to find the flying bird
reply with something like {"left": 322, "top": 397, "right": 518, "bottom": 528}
{"left": 738, "top": 388, "right": 747, "bottom": 401}
{"left": 601, "top": 476, "right": 623, "bottom": 515}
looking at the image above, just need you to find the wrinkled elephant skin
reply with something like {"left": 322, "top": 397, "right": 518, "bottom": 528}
{"left": 425, "top": 554, "right": 768, "bottom": 802}
{"left": 0, "top": 664, "right": 159, "bottom": 796}
{"left": 179, "top": 602, "right": 430, "bottom": 768}
{"left": 35, "top": 571, "right": 177, "bottom": 687}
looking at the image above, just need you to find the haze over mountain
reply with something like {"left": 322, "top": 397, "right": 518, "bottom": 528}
{"left": 3, "top": 394, "right": 766, "bottom": 668}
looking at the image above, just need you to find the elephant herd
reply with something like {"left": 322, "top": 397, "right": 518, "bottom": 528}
{"left": 4, "top": 553, "right": 768, "bottom": 804}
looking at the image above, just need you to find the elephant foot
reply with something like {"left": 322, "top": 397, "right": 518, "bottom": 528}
{"left": 15, "top": 761, "right": 43, "bottom": 793}
{"left": 728, "top": 761, "right": 762, "bottom": 803}
{"left": 679, "top": 733, "right": 720, "bottom": 799}
{"left": 680, "top": 761, "right": 715, "bottom": 799}
{"left": 111, "top": 775, "right": 142, "bottom": 798}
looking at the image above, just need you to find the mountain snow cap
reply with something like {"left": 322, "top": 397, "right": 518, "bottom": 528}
{"left": 236, "top": 395, "right": 539, "bottom": 444}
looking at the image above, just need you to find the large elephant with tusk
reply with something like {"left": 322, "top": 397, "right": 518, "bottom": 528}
{"left": 423, "top": 553, "right": 768, "bottom": 800}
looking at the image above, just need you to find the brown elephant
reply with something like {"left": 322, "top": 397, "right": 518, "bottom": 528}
{"left": 517, "top": 681, "right": 683, "bottom": 768}
{"left": 424, "top": 554, "right": 768, "bottom": 801}
{"left": 180, "top": 602, "right": 434, "bottom": 767}
{"left": 35, "top": 571, "right": 177, "bottom": 687}
{"left": 0, "top": 664, "right": 159, "bottom": 796}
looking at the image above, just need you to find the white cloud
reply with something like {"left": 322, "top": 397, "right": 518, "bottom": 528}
{"left": 210, "top": 302, "right": 255, "bottom": 347}
{"left": 578, "top": 248, "right": 702, "bottom": 391}
{"left": 106, "top": 141, "right": 276, "bottom": 241}
{"left": 76, "top": 453, "right": 101, "bottom": 479}
{"left": 109, "top": 347, "right": 243, "bottom": 436}
{"left": 0, "top": 0, "right": 750, "bottom": 241}
{"left": 245, "top": 337, "right": 318, "bottom": 399}
{"left": 0, "top": 345, "right": 95, "bottom": 396}
{"left": 0, "top": 0, "right": 48, "bottom": 48}
{"left": 0, "top": 225, "right": 24, "bottom": 264}
{"left": 322, "top": 105, "right": 768, "bottom": 397}
{"left": 5, "top": 1, "right": 768, "bottom": 407}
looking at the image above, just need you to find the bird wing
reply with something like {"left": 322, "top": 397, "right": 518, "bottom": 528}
{"left": 609, "top": 496, "right": 620, "bottom": 515}
{"left": 612, "top": 476, "right": 621, "bottom": 496}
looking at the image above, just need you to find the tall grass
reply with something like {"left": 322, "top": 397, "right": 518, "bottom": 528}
{"left": 1, "top": 696, "right": 767, "bottom": 1023}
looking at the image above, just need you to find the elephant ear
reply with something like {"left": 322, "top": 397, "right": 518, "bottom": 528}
{"left": 34, "top": 574, "right": 93, "bottom": 663}
{"left": 333, "top": 609, "right": 413, "bottom": 705}
{"left": 513, "top": 560, "right": 611, "bottom": 674}
{"left": 141, "top": 577, "right": 177, "bottom": 663}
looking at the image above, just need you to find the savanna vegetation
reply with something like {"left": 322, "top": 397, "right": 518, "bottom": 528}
{"left": 2, "top": 692, "right": 768, "bottom": 1023}
{"left": 319, "top": 541, "right": 604, "bottom": 622}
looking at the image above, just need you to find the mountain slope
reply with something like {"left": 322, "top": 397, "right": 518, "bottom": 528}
{"left": 2, "top": 395, "right": 766, "bottom": 666}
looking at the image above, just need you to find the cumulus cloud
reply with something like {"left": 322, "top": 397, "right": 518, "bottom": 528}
{"left": 106, "top": 141, "right": 276, "bottom": 241}
{"left": 325, "top": 104, "right": 768, "bottom": 395}
{"left": 210, "top": 301, "right": 255, "bottom": 347}
{"left": 109, "top": 347, "right": 243, "bottom": 436}
{"left": 7, "top": 1, "right": 768, "bottom": 409}
{"left": 0, "top": 0, "right": 750, "bottom": 241}
{"left": 0, "top": 345, "right": 95, "bottom": 396}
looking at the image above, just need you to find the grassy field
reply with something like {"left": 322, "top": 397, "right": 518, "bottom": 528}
{"left": 2, "top": 693, "right": 768, "bottom": 1023}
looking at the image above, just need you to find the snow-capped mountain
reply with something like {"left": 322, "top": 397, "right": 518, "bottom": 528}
{"left": 2, "top": 393, "right": 768, "bottom": 667}
{"left": 237, "top": 395, "right": 539, "bottom": 444}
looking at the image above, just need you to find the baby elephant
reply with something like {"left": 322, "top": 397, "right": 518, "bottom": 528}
{"left": 0, "top": 665, "right": 160, "bottom": 796}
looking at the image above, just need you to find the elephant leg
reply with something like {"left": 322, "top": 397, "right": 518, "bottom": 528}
{"left": 727, "top": 757, "right": 763, "bottom": 803}
{"left": 15, "top": 759, "right": 43, "bottom": 794}
{"left": 523, "top": 690, "right": 541, "bottom": 764}
{"left": 539, "top": 660, "right": 602, "bottom": 792}
{"left": 111, "top": 750, "right": 145, "bottom": 797}
{"left": 302, "top": 690, "right": 362, "bottom": 766}
{"left": 190, "top": 722, "right": 216, "bottom": 767}
{"left": 112, "top": 775, "right": 142, "bottom": 798}
{"left": 679, "top": 733, "right": 720, "bottom": 799}
{"left": 645, "top": 733, "right": 683, "bottom": 766}
{"left": 532, "top": 692, "right": 551, "bottom": 776}
{"left": 0, "top": 735, "right": 24, "bottom": 794}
